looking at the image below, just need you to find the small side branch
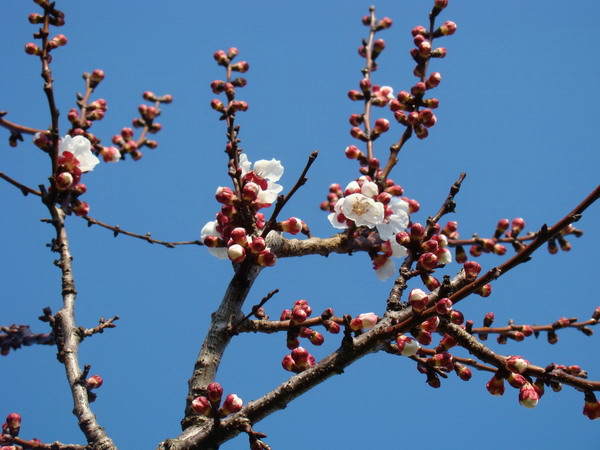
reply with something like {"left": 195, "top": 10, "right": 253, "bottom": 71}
{"left": 83, "top": 215, "right": 202, "bottom": 248}
{"left": 0, "top": 171, "right": 42, "bottom": 196}
{"left": 262, "top": 150, "right": 318, "bottom": 237}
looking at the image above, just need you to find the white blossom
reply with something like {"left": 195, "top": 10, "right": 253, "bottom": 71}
{"left": 59, "top": 135, "right": 100, "bottom": 172}
{"left": 239, "top": 154, "right": 284, "bottom": 204}
{"left": 376, "top": 197, "right": 410, "bottom": 241}
{"left": 341, "top": 193, "right": 384, "bottom": 228}
{"left": 201, "top": 220, "right": 227, "bottom": 259}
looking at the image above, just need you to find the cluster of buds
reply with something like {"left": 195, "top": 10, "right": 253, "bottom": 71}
{"left": 2, "top": 413, "right": 21, "bottom": 437}
{"left": 32, "top": 133, "right": 100, "bottom": 215}
{"left": 191, "top": 382, "right": 243, "bottom": 418}
{"left": 386, "top": 3, "right": 455, "bottom": 140}
{"left": 486, "top": 370, "right": 542, "bottom": 409}
{"left": 281, "top": 346, "right": 316, "bottom": 373}
{"left": 321, "top": 176, "right": 418, "bottom": 280}
{"left": 210, "top": 48, "right": 249, "bottom": 117}
{"left": 108, "top": 91, "right": 170, "bottom": 161}
{"left": 24, "top": 3, "right": 66, "bottom": 58}
{"left": 201, "top": 158, "right": 288, "bottom": 265}
{"left": 280, "top": 300, "right": 326, "bottom": 349}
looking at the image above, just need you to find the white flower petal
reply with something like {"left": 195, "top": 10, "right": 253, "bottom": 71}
{"left": 389, "top": 239, "right": 408, "bottom": 258}
{"left": 254, "top": 158, "right": 284, "bottom": 182}
{"left": 341, "top": 193, "right": 384, "bottom": 228}
{"left": 257, "top": 181, "right": 283, "bottom": 204}
{"left": 59, "top": 135, "right": 100, "bottom": 172}
{"left": 375, "top": 258, "right": 396, "bottom": 281}
{"left": 238, "top": 153, "right": 252, "bottom": 177}
{"left": 361, "top": 181, "right": 379, "bottom": 198}
{"left": 201, "top": 220, "right": 228, "bottom": 259}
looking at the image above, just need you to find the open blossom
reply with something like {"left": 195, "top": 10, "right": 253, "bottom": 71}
{"left": 328, "top": 180, "right": 409, "bottom": 241}
{"left": 239, "top": 153, "right": 284, "bottom": 204}
{"left": 59, "top": 135, "right": 100, "bottom": 172}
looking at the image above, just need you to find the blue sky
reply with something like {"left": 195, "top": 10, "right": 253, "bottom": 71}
{"left": 1, "top": 1, "right": 599, "bottom": 448}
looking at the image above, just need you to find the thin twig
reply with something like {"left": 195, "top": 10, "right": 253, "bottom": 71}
{"left": 82, "top": 215, "right": 202, "bottom": 248}
{"left": 261, "top": 150, "right": 318, "bottom": 238}
{"left": 0, "top": 171, "right": 42, "bottom": 196}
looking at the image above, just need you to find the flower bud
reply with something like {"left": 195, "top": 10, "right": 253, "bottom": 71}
{"left": 463, "top": 261, "right": 481, "bottom": 281}
{"left": 419, "top": 252, "right": 438, "bottom": 271}
{"left": 449, "top": 310, "right": 464, "bottom": 325}
{"left": 486, "top": 374, "right": 505, "bottom": 396}
{"left": 506, "top": 355, "right": 529, "bottom": 374}
{"left": 436, "top": 20, "right": 457, "bottom": 36}
{"left": 4, "top": 413, "right": 21, "bottom": 436}
{"left": 72, "top": 200, "right": 90, "bottom": 217}
{"left": 191, "top": 396, "right": 212, "bottom": 416}
{"left": 519, "top": 383, "right": 540, "bottom": 408}
{"left": 56, "top": 172, "right": 74, "bottom": 190}
{"left": 477, "top": 284, "right": 492, "bottom": 298}
{"left": 83, "top": 374, "right": 102, "bottom": 392}
{"left": 396, "top": 335, "right": 420, "bottom": 356}
{"left": 231, "top": 61, "right": 249, "bottom": 73}
{"left": 426, "top": 72, "right": 442, "bottom": 89}
{"left": 207, "top": 382, "right": 224, "bottom": 404}
{"left": 419, "top": 316, "right": 440, "bottom": 333}
{"left": 375, "top": 17, "right": 393, "bottom": 31}
{"left": 454, "top": 363, "right": 472, "bottom": 381}
{"left": 220, "top": 393, "right": 243, "bottom": 416}
{"left": 227, "top": 244, "right": 246, "bottom": 263}
{"left": 281, "top": 217, "right": 303, "bottom": 235}
{"left": 435, "top": 298, "right": 453, "bottom": 315}
{"left": 583, "top": 392, "right": 600, "bottom": 420}
{"left": 431, "top": 47, "right": 447, "bottom": 58}
{"left": 349, "top": 312, "right": 379, "bottom": 331}
{"left": 25, "top": 42, "right": 42, "bottom": 55}
{"left": 409, "top": 288, "right": 428, "bottom": 314}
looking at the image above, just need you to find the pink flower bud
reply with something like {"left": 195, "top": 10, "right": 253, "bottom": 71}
{"left": 248, "top": 236, "right": 266, "bottom": 254}
{"left": 220, "top": 393, "right": 243, "bottom": 416}
{"left": 349, "top": 312, "right": 379, "bottom": 331}
{"left": 463, "top": 261, "right": 481, "bottom": 281}
{"left": 373, "top": 117, "right": 390, "bottom": 133}
{"left": 213, "top": 50, "right": 229, "bottom": 65}
{"left": 419, "top": 252, "right": 438, "bottom": 271}
{"left": 72, "top": 200, "right": 90, "bottom": 217}
{"left": 207, "top": 382, "right": 223, "bottom": 404}
{"left": 449, "top": 310, "right": 464, "bottom": 325}
{"left": 437, "top": 20, "right": 457, "bottom": 36}
{"left": 281, "top": 354, "right": 296, "bottom": 372}
{"left": 86, "top": 375, "right": 103, "bottom": 390}
{"left": 25, "top": 42, "right": 42, "bottom": 55}
{"left": 191, "top": 396, "right": 212, "bottom": 416}
{"left": 90, "top": 69, "right": 105, "bottom": 84}
{"left": 396, "top": 335, "right": 420, "bottom": 356}
{"left": 291, "top": 308, "right": 308, "bottom": 325}
{"left": 506, "top": 355, "right": 529, "bottom": 374}
{"left": 376, "top": 17, "right": 393, "bottom": 30}
{"left": 486, "top": 374, "right": 505, "bottom": 396}
{"left": 420, "top": 316, "right": 440, "bottom": 333}
{"left": 434, "top": 0, "right": 448, "bottom": 9}
{"left": 511, "top": 217, "right": 525, "bottom": 234}
{"left": 211, "top": 98, "right": 226, "bottom": 113}
{"left": 231, "top": 61, "right": 249, "bottom": 73}
{"left": 414, "top": 124, "right": 429, "bottom": 139}
{"left": 437, "top": 334, "right": 457, "bottom": 351}
{"left": 413, "top": 328, "right": 432, "bottom": 346}
{"left": 350, "top": 127, "right": 368, "bottom": 141}
{"left": 477, "top": 284, "right": 492, "bottom": 298}
{"left": 410, "top": 82, "right": 427, "bottom": 96}
{"left": 435, "top": 298, "right": 453, "bottom": 315}
{"left": 281, "top": 217, "right": 303, "bottom": 235}
{"left": 56, "top": 172, "right": 74, "bottom": 190}
{"left": 4, "top": 413, "right": 21, "bottom": 436}
{"left": 324, "top": 320, "right": 341, "bottom": 334}
{"left": 229, "top": 228, "right": 248, "bottom": 246}
{"left": 242, "top": 182, "right": 260, "bottom": 202}
{"left": 519, "top": 383, "right": 540, "bottom": 408}
{"left": 426, "top": 72, "right": 442, "bottom": 89}
{"left": 409, "top": 288, "right": 428, "bottom": 314}
{"left": 583, "top": 393, "right": 600, "bottom": 420}
{"left": 348, "top": 90, "right": 365, "bottom": 101}
{"left": 454, "top": 363, "right": 472, "bottom": 381}
{"left": 227, "top": 244, "right": 246, "bottom": 263}
{"left": 309, "top": 331, "right": 324, "bottom": 346}
{"left": 257, "top": 250, "right": 276, "bottom": 267}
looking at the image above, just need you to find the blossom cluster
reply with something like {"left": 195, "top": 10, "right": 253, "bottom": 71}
{"left": 321, "top": 176, "right": 413, "bottom": 280}
{"left": 191, "top": 382, "right": 243, "bottom": 418}
{"left": 202, "top": 155, "right": 290, "bottom": 266}
{"left": 32, "top": 133, "right": 100, "bottom": 216}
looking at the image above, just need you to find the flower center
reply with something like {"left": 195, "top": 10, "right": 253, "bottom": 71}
{"left": 352, "top": 198, "right": 370, "bottom": 216}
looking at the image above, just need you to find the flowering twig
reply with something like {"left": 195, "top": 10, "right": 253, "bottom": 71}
{"left": 82, "top": 215, "right": 202, "bottom": 248}
{"left": 439, "top": 321, "right": 600, "bottom": 392}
